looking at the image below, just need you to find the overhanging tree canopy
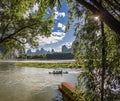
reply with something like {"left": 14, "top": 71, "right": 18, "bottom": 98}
{"left": 0, "top": 0, "right": 120, "bottom": 49}
{"left": 75, "top": 0, "right": 120, "bottom": 36}
{"left": 0, "top": 0, "right": 58, "bottom": 49}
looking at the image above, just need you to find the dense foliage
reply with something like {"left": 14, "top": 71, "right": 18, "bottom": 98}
{"left": 46, "top": 53, "right": 74, "bottom": 59}
{"left": 65, "top": 0, "right": 120, "bottom": 101}
{"left": 0, "top": 0, "right": 60, "bottom": 52}
{"left": 74, "top": 0, "right": 120, "bottom": 36}
{"left": 18, "top": 52, "right": 74, "bottom": 60}
{"left": 72, "top": 10, "right": 120, "bottom": 101}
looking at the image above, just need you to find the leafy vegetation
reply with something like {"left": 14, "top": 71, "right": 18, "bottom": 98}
{"left": 0, "top": 0, "right": 59, "bottom": 52}
{"left": 15, "top": 62, "right": 78, "bottom": 68}
{"left": 18, "top": 53, "right": 74, "bottom": 60}
{"left": 73, "top": 0, "right": 120, "bottom": 36}
{"left": 46, "top": 53, "right": 74, "bottom": 59}
{"left": 65, "top": 0, "right": 120, "bottom": 101}
{"left": 71, "top": 10, "right": 120, "bottom": 101}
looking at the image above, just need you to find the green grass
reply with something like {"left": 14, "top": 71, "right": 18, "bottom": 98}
{"left": 15, "top": 62, "right": 79, "bottom": 68}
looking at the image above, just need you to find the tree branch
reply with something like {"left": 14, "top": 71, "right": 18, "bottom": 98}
{"left": 0, "top": 23, "right": 37, "bottom": 44}
{"left": 11, "top": 37, "right": 27, "bottom": 44}
{"left": 90, "top": 0, "right": 104, "bottom": 10}
{"left": 103, "top": 0, "right": 120, "bottom": 17}
{"left": 104, "top": 0, "right": 120, "bottom": 12}
{"left": 76, "top": 0, "right": 100, "bottom": 15}
{"left": 114, "top": 0, "right": 120, "bottom": 7}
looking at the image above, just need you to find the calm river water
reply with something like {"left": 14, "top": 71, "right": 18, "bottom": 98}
{"left": 0, "top": 63, "right": 80, "bottom": 101}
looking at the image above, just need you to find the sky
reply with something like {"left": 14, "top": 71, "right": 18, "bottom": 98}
{"left": 30, "top": 0, "right": 75, "bottom": 52}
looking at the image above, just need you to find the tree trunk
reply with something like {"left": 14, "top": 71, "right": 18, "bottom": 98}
{"left": 101, "top": 21, "right": 106, "bottom": 101}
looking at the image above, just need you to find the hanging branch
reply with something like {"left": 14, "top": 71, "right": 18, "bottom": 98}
{"left": 0, "top": 23, "right": 38, "bottom": 44}
{"left": 104, "top": 0, "right": 120, "bottom": 13}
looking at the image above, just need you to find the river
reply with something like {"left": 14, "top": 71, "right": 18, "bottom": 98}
{"left": 0, "top": 63, "right": 80, "bottom": 101}
{"left": 0, "top": 59, "right": 75, "bottom": 63}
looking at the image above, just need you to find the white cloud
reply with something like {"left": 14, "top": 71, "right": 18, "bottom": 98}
{"left": 58, "top": 23, "right": 62, "bottom": 28}
{"left": 63, "top": 42, "right": 72, "bottom": 48}
{"left": 58, "top": 23, "right": 66, "bottom": 31}
{"left": 55, "top": 12, "right": 65, "bottom": 19}
{"left": 23, "top": 3, "right": 39, "bottom": 18}
{"left": 54, "top": 6, "right": 66, "bottom": 19}
{"left": 37, "top": 31, "right": 66, "bottom": 46}
{"left": 23, "top": 11, "right": 29, "bottom": 18}
{"left": 32, "top": 3, "right": 39, "bottom": 12}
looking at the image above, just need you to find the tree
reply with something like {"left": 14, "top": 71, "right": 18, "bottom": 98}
{"left": 75, "top": 0, "right": 120, "bottom": 37}
{"left": 66, "top": 0, "right": 120, "bottom": 40}
{"left": 0, "top": 0, "right": 58, "bottom": 51}
{"left": 66, "top": 1, "right": 120, "bottom": 100}
{"left": 72, "top": 9, "right": 120, "bottom": 101}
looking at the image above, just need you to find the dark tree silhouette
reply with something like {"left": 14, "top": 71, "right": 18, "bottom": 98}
{"left": 76, "top": 0, "right": 120, "bottom": 36}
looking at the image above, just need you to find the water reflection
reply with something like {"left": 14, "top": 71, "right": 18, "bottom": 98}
{"left": 0, "top": 63, "right": 80, "bottom": 101}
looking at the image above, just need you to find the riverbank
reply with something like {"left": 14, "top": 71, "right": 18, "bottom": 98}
{"left": 15, "top": 62, "right": 79, "bottom": 68}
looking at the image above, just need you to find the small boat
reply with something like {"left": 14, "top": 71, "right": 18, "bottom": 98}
{"left": 49, "top": 70, "right": 68, "bottom": 74}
